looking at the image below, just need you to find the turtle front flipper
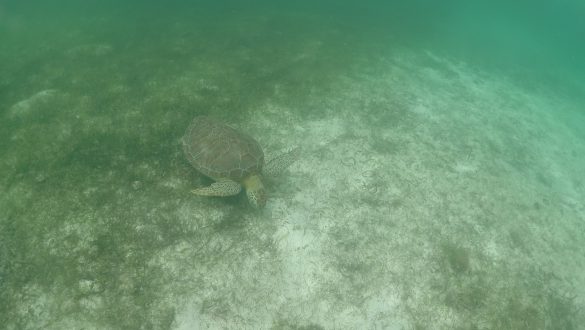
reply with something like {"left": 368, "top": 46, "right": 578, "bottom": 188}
{"left": 191, "top": 179, "right": 242, "bottom": 196}
{"left": 264, "top": 147, "right": 300, "bottom": 176}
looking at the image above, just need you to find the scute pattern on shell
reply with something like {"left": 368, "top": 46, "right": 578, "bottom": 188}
{"left": 182, "top": 116, "right": 264, "bottom": 181}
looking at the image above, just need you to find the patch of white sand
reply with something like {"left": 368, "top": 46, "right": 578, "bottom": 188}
{"left": 9, "top": 89, "right": 57, "bottom": 118}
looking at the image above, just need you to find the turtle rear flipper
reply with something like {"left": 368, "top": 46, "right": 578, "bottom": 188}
{"left": 191, "top": 180, "right": 241, "bottom": 196}
{"left": 264, "top": 147, "right": 300, "bottom": 176}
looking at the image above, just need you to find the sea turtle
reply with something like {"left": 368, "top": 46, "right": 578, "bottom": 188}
{"left": 182, "top": 116, "right": 299, "bottom": 208}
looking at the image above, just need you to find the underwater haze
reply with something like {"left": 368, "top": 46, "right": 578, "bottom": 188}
{"left": 1, "top": 0, "right": 585, "bottom": 329}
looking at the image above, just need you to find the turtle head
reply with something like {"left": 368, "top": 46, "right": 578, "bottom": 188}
{"left": 242, "top": 174, "right": 266, "bottom": 208}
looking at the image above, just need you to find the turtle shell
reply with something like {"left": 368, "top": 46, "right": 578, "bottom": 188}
{"left": 182, "top": 116, "right": 264, "bottom": 181}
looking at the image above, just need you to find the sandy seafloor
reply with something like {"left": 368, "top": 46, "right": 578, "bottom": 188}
{"left": 1, "top": 3, "right": 585, "bottom": 330}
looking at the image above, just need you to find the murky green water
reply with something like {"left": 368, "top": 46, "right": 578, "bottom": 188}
{"left": 1, "top": 1, "right": 584, "bottom": 329}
